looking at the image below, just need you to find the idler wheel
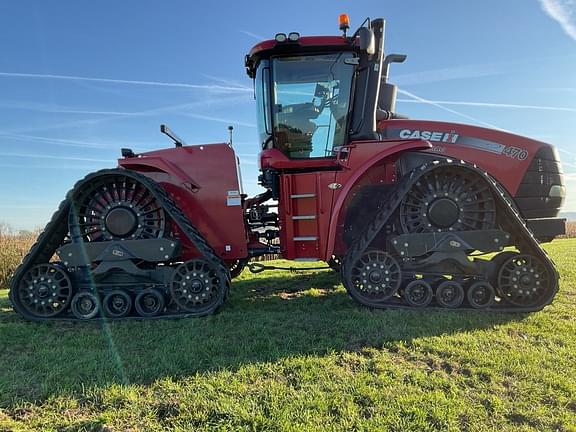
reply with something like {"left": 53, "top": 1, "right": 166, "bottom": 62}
{"left": 71, "top": 292, "right": 100, "bottom": 320}
{"left": 135, "top": 289, "right": 165, "bottom": 317}
{"left": 497, "top": 254, "right": 551, "bottom": 307}
{"left": 435, "top": 280, "right": 465, "bottom": 309}
{"left": 467, "top": 281, "right": 495, "bottom": 309}
{"left": 342, "top": 249, "right": 401, "bottom": 305}
{"left": 169, "top": 259, "right": 229, "bottom": 315}
{"left": 16, "top": 263, "right": 73, "bottom": 318}
{"left": 404, "top": 280, "right": 433, "bottom": 307}
{"left": 102, "top": 290, "right": 132, "bottom": 318}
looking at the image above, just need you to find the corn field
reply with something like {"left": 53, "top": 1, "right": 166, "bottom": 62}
{"left": 563, "top": 221, "right": 576, "bottom": 239}
{"left": 0, "top": 225, "right": 37, "bottom": 288}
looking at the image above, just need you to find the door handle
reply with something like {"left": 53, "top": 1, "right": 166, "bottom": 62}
{"left": 335, "top": 145, "right": 353, "bottom": 167}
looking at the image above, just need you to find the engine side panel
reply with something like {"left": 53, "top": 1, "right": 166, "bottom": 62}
{"left": 380, "top": 119, "right": 549, "bottom": 195}
{"left": 118, "top": 143, "right": 248, "bottom": 260}
{"left": 380, "top": 119, "right": 566, "bottom": 223}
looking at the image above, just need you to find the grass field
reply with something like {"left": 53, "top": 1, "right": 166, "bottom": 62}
{"left": 0, "top": 240, "right": 575, "bottom": 431}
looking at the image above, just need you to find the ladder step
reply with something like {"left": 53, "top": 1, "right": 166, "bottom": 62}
{"left": 290, "top": 193, "right": 316, "bottom": 199}
{"left": 293, "top": 236, "right": 318, "bottom": 241}
{"left": 292, "top": 215, "right": 316, "bottom": 220}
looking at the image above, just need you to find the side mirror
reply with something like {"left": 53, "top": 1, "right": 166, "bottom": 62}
{"left": 383, "top": 53, "right": 407, "bottom": 80}
{"left": 358, "top": 27, "right": 375, "bottom": 55}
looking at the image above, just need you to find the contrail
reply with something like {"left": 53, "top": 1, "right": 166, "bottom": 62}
{"left": 203, "top": 74, "right": 252, "bottom": 90}
{"left": 394, "top": 63, "right": 504, "bottom": 86}
{"left": 0, "top": 133, "right": 117, "bottom": 149}
{"left": 397, "top": 98, "right": 576, "bottom": 113}
{"left": 0, "top": 152, "right": 111, "bottom": 162}
{"left": 240, "top": 30, "right": 265, "bottom": 41}
{"left": 558, "top": 148, "right": 576, "bottom": 159}
{"left": 561, "top": 160, "right": 576, "bottom": 169}
{"left": 0, "top": 94, "right": 251, "bottom": 117}
{"left": 0, "top": 163, "right": 105, "bottom": 171}
{"left": 397, "top": 89, "right": 505, "bottom": 130}
{"left": 2, "top": 95, "right": 250, "bottom": 135}
{"left": 540, "top": 87, "right": 576, "bottom": 92}
{"left": 181, "top": 113, "right": 256, "bottom": 128}
{"left": 0, "top": 71, "right": 252, "bottom": 92}
{"left": 0, "top": 204, "right": 57, "bottom": 209}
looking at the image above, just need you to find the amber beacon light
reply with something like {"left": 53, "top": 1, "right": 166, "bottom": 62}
{"left": 339, "top": 13, "right": 350, "bottom": 35}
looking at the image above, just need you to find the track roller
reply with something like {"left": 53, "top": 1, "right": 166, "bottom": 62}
{"left": 71, "top": 292, "right": 101, "bottom": 320}
{"left": 102, "top": 290, "right": 132, "bottom": 318}
{"left": 467, "top": 281, "right": 495, "bottom": 309}
{"left": 435, "top": 280, "right": 465, "bottom": 309}
{"left": 404, "top": 280, "right": 433, "bottom": 307}
{"left": 134, "top": 289, "right": 165, "bottom": 317}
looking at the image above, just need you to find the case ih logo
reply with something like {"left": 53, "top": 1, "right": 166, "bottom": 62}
{"left": 399, "top": 129, "right": 459, "bottom": 143}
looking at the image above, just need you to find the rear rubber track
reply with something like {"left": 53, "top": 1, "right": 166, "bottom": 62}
{"left": 9, "top": 168, "right": 230, "bottom": 321}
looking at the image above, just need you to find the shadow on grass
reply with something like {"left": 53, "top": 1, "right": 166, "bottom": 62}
{"left": 0, "top": 270, "right": 525, "bottom": 405}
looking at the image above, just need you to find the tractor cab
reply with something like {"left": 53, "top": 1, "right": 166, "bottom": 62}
{"left": 243, "top": 17, "right": 412, "bottom": 262}
{"left": 245, "top": 16, "right": 406, "bottom": 162}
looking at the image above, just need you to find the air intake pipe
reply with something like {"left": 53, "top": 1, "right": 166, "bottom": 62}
{"left": 377, "top": 53, "right": 407, "bottom": 119}
{"left": 349, "top": 18, "right": 385, "bottom": 141}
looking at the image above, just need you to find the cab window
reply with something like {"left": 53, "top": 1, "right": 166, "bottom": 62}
{"left": 271, "top": 52, "right": 355, "bottom": 158}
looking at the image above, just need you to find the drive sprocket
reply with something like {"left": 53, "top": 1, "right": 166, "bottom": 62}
{"left": 399, "top": 166, "right": 496, "bottom": 233}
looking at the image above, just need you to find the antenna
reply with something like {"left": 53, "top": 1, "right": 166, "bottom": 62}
{"left": 160, "top": 124, "right": 184, "bottom": 148}
{"left": 228, "top": 125, "right": 234, "bottom": 146}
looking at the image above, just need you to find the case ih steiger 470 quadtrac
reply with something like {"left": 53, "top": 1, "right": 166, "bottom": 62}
{"left": 10, "top": 16, "right": 567, "bottom": 321}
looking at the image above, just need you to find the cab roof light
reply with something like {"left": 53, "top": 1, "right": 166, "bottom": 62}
{"left": 288, "top": 32, "right": 300, "bottom": 42}
{"left": 339, "top": 13, "right": 350, "bottom": 36}
{"left": 275, "top": 33, "right": 287, "bottom": 43}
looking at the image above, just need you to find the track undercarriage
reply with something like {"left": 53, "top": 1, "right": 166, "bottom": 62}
{"left": 9, "top": 169, "right": 231, "bottom": 321}
{"left": 9, "top": 160, "right": 559, "bottom": 321}
{"left": 340, "top": 159, "right": 559, "bottom": 312}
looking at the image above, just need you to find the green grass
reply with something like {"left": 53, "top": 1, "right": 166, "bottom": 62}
{"left": 1, "top": 240, "right": 575, "bottom": 431}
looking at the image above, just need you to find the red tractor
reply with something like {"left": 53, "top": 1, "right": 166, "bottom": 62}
{"left": 10, "top": 16, "right": 566, "bottom": 320}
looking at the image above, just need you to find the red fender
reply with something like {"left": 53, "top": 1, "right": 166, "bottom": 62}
{"left": 325, "top": 139, "right": 432, "bottom": 259}
{"left": 118, "top": 156, "right": 200, "bottom": 190}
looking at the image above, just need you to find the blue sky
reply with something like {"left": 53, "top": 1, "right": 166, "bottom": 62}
{"left": 0, "top": 0, "right": 575, "bottom": 230}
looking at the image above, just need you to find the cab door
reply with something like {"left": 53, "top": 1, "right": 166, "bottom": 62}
{"left": 278, "top": 168, "right": 339, "bottom": 260}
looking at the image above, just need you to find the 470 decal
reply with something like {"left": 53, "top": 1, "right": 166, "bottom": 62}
{"left": 394, "top": 128, "right": 529, "bottom": 161}
{"left": 502, "top": 146, "right": 528, "bottom": 160}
